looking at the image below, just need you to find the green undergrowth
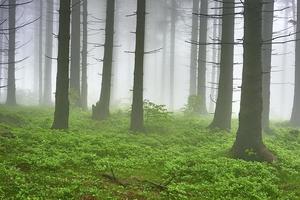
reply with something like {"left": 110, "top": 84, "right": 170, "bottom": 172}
{"left": 0, "top": 106, "right": 299, "bottom": 199}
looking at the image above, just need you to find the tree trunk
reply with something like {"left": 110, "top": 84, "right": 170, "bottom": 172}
{"left": 92, "top": 0, "right": 115, "bottom": 120}
{"left": 169, "top": 0, "right": 176, "bottom": 110}
{"left": 81, "top": 0, "right": 88, "bottom": 110}
{"left": 290, "top": 0, "right": 300, "bottom": 126}
{"left": 209, "top": 0, "right": 235, "bottom": 131}
{"left": 43, "top": 0, "right": 54, "bottom": 105}
{"left": 6, "top": 0, "right": 17, "bottom": 106}
{"left": 70, "top": 0, "right": 81, "bottom": 104}
{"left": 261, "top": 0, "right": 274, "bottom": 132}
{"left": 197, "top": 0, "right": 208, "bottom": 114}
{"left": 189, "top": 0, "right": 199, "bottom": 96}
{"left": 130, "top": 0, "right": 146, "bottom": 132}
{"left": 52, "top": 0, "right": 71, "bottom": 130}
{"left": 38, "top": 0, "right": 44, "bottom": 105}
{"left": 232, "top": 0, "right": 275, "bottom": 162}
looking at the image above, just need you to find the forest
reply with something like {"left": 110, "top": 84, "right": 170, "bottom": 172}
{"left": 0, "top": 0, "right": 299, "bottom": 199}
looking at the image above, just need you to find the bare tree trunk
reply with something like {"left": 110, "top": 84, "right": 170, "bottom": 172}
{"left": 92, "top": 0, "right": 115, "bottom": 120}
{"left": 33, "top": 0, "right": 40, "bottom": 102}
{"left": 232, "top": 0, "right": 275, "bottom": 162}
{"left": 208, "top": 0, "right": 220, "bottom": 113}
{"left": 81, "top": 0, "right": 88, "bottom": 110}
{"left": 70, "top": 0, "right": 81, "bottom": 104}
{"left": 189, "top": 0, "right": 199, "bottom": 96}
{"left": 197, "top": 0, "right": 208, "bottom": 114}
{"left": 130, "top": 0, "right": 146, "bottom": 132}
{"left": 209, "top": 0, "right": 235, "bottom": 131}
{"left": 169, "top": 0, "right": 176, "bottom": 110}
{"left": 43, "top": 0, "right": 54, "bottom": 105}
{"left": 291, "top": 0, "right": 300, "bottom": 126}
{"left": 6, "top": 0, "right": 16, "bottom": 106}
{"left": 52, "top": 0, "right": 71, "bottom": 130}
{"left": 38, "top": 0, "right": 44, "bottom": 105}
{"left": 261, "top": 0, "right": 274, "bottom": 132}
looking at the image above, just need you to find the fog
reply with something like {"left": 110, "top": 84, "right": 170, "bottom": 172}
{"left": 0, "top": 0, "right": 296, "bottom": 120}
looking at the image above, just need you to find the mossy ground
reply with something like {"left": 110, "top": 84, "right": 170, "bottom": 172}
{"left": 0, "top": 106, "right": 299, "bottom": 200}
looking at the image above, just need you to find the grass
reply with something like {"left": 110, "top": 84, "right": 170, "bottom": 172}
{"left": 0, "top": 105, "right": 299, "bottom": 199}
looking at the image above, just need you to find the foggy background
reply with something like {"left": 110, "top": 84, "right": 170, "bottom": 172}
{"left": 0, "top": 0, "right": 295, "bottom": 120}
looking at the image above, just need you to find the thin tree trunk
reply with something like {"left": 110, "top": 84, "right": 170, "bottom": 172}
{"left": 169, "top": 0, "right": 176, "bottom": 110}
{"left": 232, "top": 0, "right": 275, "bottom": 162}
{"left": 33, "top": 0, "right": 39, "bottom": 101}
{"left": 43, "top": 0, "right": 54, "bottom": 105}
{"left": 208, "top": 0, "right": 220, "bottom": 113}
{"left": 38, "top": 0, "right": 44, "bottom": 105}
{"left": 261, "top": 0, "right": 274, "bottom": 132}
{"left": 197, "top": 0, "right": 208, "bottom": 114}
{"left": 160, "top": 1, "right": 168, "bottom": 104}
{"left": 189, "top": 0, "right": 199, "bottom": 96}
{"left": 209, "top": 0, "right": 235, "bottom": 131}
{"left": 92, "top": 0, "right": 115, "bottom": 120}
{"left": 290, "top": 0, "right": 300, "bottom": 126}
{"left": 52, "top": 0, "right": 71, "bottom": 130}
{"left": 130, "top": 0, "right": 146, "bottom": 132}
{"left": 70, "top": 0, "right": 81, "bottom": 104}
{"left": 6, "top": 0, "right": 16, "bottom": 106}
{"left": 81, "top": 0, "right": 88, "bottom": 110}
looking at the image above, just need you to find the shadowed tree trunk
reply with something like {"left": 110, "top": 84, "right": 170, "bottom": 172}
{"left": 70, "top": 0, "right": 81, "bottom": 104}
{"left": 261, "top": 0, "right": 274, "bottom": 132}
{"left": 232, "top": 0, "right": 275, "bottom": 162}
{"left": 6, "top": 0, "right": 17, "bottom": 106}
{"left": 52, "top": 0, "right": 71, "bottom": 130}
{"left": 81, "top": 0, "right": 88, "bottom": 110}
{"left": 43, "top": 0, "right": 54, "bottom": 105}
{"left": 189, "top": 0, "right": 199, "bottom": 96}
{"left": 197, "top": 0, "right": 208, "bottom": 114}
{"left": 130, "top": 0, "right": 146, "bottom": 132}
{"left": 92, "top": 0, "right": 115, "bottom": 120}
{"left": 169, "top": 0, "right": 176, "bottom": 110}
{"left": 209, "top": 0, "right": 235, "bottom": 131}
{"left": 38, "top": 0, "right": 44, "bottom": 105}
{"left": 290, "top": 0, "right": 300, "bottom": 126}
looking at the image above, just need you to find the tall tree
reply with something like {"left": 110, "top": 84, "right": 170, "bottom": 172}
{"left": 290, "top": 0, "right": 300, "bottom": 126}
{"left": 52, "top": 0, "right": 71, "bottom": 130}
{"left": 209, "top": 0, "right": 235, "bottom": 131}
{"left": 92, "top": 0, "right": 116, "bottom": 120}
{"left": 43, "top": 0, "right": 54, "bottom": 105}
{"left": 232, "top": 0, "right": 275, "bottom": 162}
{"left": 70, "top": 0, "right": 81, "bottom": 104}
{"left": 38, "top": 0, "right": 44, "bottom": 105}
{"left": 169, "top": 0, "right": 176, "bottom": 110}
{"left": 81, "top": 0, "right": 88, "bottom": 110}
{"left": 189, "top": 0, "right": 199, "bottom": 96}
{"left": 197, "top": 0, "right": 208, "bottom": 114}
{"left": 6, "top": 0, "right": 17, "bottom": 105}
{"left": 130, "top": 0, "right": 146, "bottom": 132}
{"left": 261, "top": 0, "right": 274, "bottom": 131}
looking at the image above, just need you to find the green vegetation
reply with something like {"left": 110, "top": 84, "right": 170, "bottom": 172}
{"left": 0, "top": 106, "right": 299, "bottom": 200}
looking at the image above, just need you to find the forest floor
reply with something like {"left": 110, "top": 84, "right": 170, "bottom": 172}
{"left": 0, "top": 105, "right": 299, "bottom": 200}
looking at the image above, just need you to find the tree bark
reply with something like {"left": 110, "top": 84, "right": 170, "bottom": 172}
{"left": 52, "top": 0, "right": 71, "bottom": 130}
{"left": 43, "top": 0, "right": 54, "bottom": 105}
{"left": 209, "top": 0, "right": 235, "bottom": 131}
{"left": 92, "top": 0, "right": 115, "bottom": 120}
{"left": 232, "top": 0, "right": 275, "bottom": 162}
{"left": 290, "top": 0, "right": 300, "bottom": 126}
{"left": 169, "top": 0, "right": 176, "bottom": 111}
{"left": 6, "top": 0, "right": 17, "bottom": 106}
{"left": 130, "top": 0, "right": 146, "bottom": 132}
{"left": 70, "top": 0, "right": 81, "bottom": 104}
{"left": 189, "top": 0, "right": 199, "bottom": 96}
{"left": 261, "top": 0, "right": 274, "bottom": 131}
{"left": 197, "top": 0, "right": 208, "bottom": 114}
{"left": 81, "top": 0, "right": 88, "bottom": 110}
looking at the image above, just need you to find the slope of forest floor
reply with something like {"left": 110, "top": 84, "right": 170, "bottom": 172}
{"left": 0, "top": 105, "right": 299, "bottom": 200}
